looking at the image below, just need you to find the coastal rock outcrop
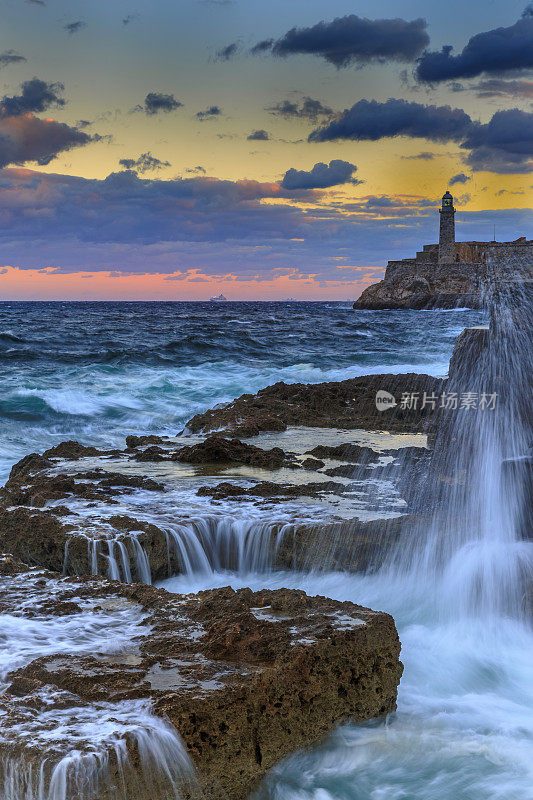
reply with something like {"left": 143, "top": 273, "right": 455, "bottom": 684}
{"left": 354, "top": 263, "right": 482, "bottom": 310}
{"left": 352, "top": 200, "right": 532, "bottom": 310}
{"left": 184, "top": 373, "right": 443, "bottom": 436}
{"left": 173, "top": 435, "right": 298, "bottom": 469}
{"left": 0, "top": 558, "right": 403, "bottom": 800}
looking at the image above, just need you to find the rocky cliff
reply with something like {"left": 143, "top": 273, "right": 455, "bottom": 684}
{"left": 354, "top": 238, "right": 532, "bottom": 310}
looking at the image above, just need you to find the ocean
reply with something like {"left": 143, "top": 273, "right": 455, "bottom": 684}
{"left": 0, "top": 300, "right": 485, "bottom": 482}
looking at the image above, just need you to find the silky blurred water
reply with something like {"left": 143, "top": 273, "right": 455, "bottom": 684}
{"left": 0, "top": 301, "right": 484, "bottom": 481}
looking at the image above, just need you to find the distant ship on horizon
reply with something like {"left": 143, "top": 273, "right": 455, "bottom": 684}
{"left": 209, "top": 293, "right": 228, "bottom": 302}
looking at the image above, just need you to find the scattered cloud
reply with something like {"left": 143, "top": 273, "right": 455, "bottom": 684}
{"left": 472, "top": 78, "right": 533, "bottom": 99}
{"left": 137, "top": 92, "right": 183, "bottom": 115}
{"left": 0, "top": 116, "right": 93, "bottom": 168}
{"left": 0, "top": 78, "right": 66, "bottom": 117}
{"left": 0, "top": 78, "right": 96, "bottom": 168}
{"left": 185, "top": 165, "right": 207, "bottom": 174}
{"left": 267, "top": 97, "right": 334, "bottom": 122}
{"left": 309, "top": 98, "right": 472, "bottom": 143}
{"left": 449, "top": 172, "right": 471, "bottom": 185}
{"left": 26, "top": 0, "right": 46, "bottom": 5}
{"left": 281, "top": 159, "right": 362, "bottom": 189}
{"left": 0, "top": 51, "right": 27, "bottom": 69}
{"left": 250, "top": 39, "right": 275, "bottom": 55}
{"left": 256, "top": 14, "right": 429, "bottom": 68}
{"left": 216, "top": 42, "right": 239, "bottom": 60}
{"left": 416, "top": 9, "right": 533, "bottom": 83}
{"left": 461, "top": 109, "right": 533, "bottom": 173}
{"left": 196, "top": 105, "right": 222, "bottom": 120}
{"left": 247, "top": 129, "right": 269, "bottom": 141}
{"left": 119, "top": 152, "right": 171, "bottom": 173}
{"left": 122, "top": 14, "right": 139, "bottom": 26}
{"left": 401, "top": 151, "right": 435, "bottom": 160}
{"left": 64, "top": 21, "right": 86, "bottom": 35}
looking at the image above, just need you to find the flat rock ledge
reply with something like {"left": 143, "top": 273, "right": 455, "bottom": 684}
{"left": 0, "top": 432, "right": 429, "bottom": 581}
{"left": 184, "top": 373, "right": 443, "bottom": 437}
{"left": 0, "top": 556, "right": 403, "bottom": 800}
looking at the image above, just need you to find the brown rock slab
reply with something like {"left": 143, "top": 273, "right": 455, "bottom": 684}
{"left": 0, "top": 559, "right": 403, "bottom": 800}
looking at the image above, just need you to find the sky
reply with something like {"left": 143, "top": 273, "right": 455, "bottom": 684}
{"left": 0, "top": 0, "right": 532, "bottom": 300}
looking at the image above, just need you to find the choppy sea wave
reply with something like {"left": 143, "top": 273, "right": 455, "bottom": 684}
{"left": 0, "top": 301, "right": 485, "bottom": 481}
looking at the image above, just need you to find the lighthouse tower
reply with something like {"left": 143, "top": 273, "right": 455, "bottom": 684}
{"left": 438, "top": 189, "right": 455, "bottom": 263}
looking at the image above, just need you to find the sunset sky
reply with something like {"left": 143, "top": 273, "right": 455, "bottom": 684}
{"left": 1, "top": 0, "right": 532, "bottom": 299}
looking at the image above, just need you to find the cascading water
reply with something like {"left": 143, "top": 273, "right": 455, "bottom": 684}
{"left": 384, "top": 252, "right": 533, "bottom": 619}
{"left": 161, "top": 253, "right": 533, "bottom": 798}
{"left": 62, "top": 510, "right": 299, "bottom": 584}
{"left": 0, "top": 571, "right": 196, "bottom": 800}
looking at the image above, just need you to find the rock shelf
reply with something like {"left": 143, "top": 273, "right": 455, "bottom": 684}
{"left": 0, "top": 557, "right": 403, "bottom": 800}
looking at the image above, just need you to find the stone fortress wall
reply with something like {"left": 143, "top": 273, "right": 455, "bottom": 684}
{"left": 355, "top": 190, "right": 532, "bottom": 310}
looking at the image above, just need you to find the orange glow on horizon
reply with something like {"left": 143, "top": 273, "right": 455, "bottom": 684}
{"left": 0, "top": 265, "right": 379, "bottom": 302}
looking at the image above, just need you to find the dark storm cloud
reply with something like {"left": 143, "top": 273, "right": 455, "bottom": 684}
{"left": 416, "top": 9, "right": 533, "bottom": 83}
{"left": 261, "top": 14, "right": 429, "bottom": 68}
{"left": 461, "top": 109, "right": 533, "bottom": 173}
{"left": 119, "top": 152, "right": 171, "bottom": 173}
{"left": 472, "top": 79, "right": 533, "bottom": 99}
{"left": 449, "top": 173, "right": 471, "bottom": 185}
{"left": 196, "top": 105, "right": 222, "bottom": 120}
{"left": 309, "top": 99, "right": 472, "bottom": 143}
{"left": 267, "top": 97, "right": 334, "bottom": 122}
{"left": 122, "top": 14, "right": 139, "bottom": 26}
{"left": 308, "top": 97, "right": 532, "bottom": 174}
{"left": 64, "top": 21, "right": 86, "bottom": 35}
{"left": 281, "top": 159, "right": 361, "bottom": 190}
{"left": 0, "top": 51, "right": 27, "bottom": 69}
{"left": 0, "top": 78, "right": 66, "bottom": 117}
{"left": 247, "top": 129, "right": 269, "bottom": 140}
{"left": 216, "top": 42, "right": 239, "bottom": 60}
{"left": 140, "top": 92, "right": 183, "bottom": 115}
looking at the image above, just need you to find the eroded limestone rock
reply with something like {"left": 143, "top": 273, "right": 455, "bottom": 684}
{"left": 0, "top": 558, "right": 403, "bottom": 800}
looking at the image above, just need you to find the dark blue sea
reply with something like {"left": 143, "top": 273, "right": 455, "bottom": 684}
{"left": 0, "top": 300, "right": 485, "bottom": 481}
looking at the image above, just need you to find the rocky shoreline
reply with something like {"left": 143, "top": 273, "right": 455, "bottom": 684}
{"left": 1, "top": 350, "right": 480, "bottom": 797}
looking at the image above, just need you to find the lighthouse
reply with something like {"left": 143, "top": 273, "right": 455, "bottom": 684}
{"left": 438, "top": 189, "right": 455, "bottom": 263}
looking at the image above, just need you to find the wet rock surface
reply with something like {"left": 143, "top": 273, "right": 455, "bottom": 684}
{"left": 0, "top": 424, "right": 429, "bottom": 582}
{"left": 0, "top": 557, "right": 403, "bottom": 800}
{"left": 184, "top": 374, "right": 443, "bottom": 436}
{"left": 173, "top": 435, "right": 299, "bottom": 469}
